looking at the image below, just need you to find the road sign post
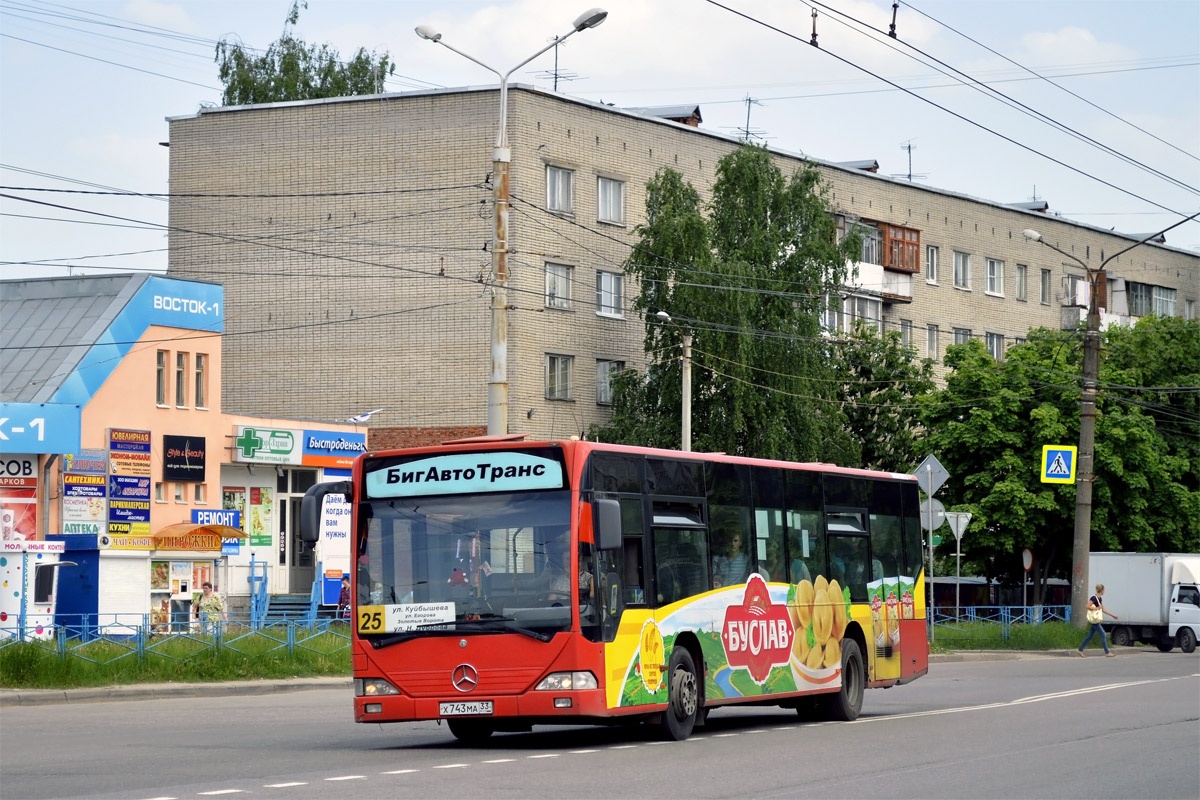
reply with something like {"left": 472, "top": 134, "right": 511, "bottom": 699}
{"left": 945, "top": 512, "right": 972, "bottom": 619}
{"left": 913, "top": 454, "right": 949, "bottom": 644}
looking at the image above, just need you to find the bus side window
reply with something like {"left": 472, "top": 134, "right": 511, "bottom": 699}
{"left": 623, "top": 537, "right": 644, "bottom": 605}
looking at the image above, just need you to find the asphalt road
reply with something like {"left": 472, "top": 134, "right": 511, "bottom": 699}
{"left": 1, "top": 651, "right": 1197, "bottom": 800}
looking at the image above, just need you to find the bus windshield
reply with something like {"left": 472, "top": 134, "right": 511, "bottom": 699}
{"left": 357, "top": 489, "right": 575, "bottom": 641}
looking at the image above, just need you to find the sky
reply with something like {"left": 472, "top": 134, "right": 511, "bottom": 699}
{"left": 2, "top": 0, "right": 1198, "bottom": 281}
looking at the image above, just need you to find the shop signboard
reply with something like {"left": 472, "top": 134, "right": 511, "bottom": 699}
{"left": 163, "top": 434, "right": 206, "bottom": 482}
{"left": 303, "top": 430, "right": 367, "bottom": 468}
{"left": 233, "top": 426, "right": 301, "bottom": 465}
{"left": 61, "top": 472, "right": 106, "bottom": 535}
{"left": 108, "top": 475, "right": 150, "bottom": 523}
{"left": 0, "top": 402, "right": 82, "bottom": 455}
{"left": 108, "top": 429, "right": 151, "bottom": 476}
{"left": 320, "top": 468, "right": 352, "bottom": 605}
{"left": 1, "top": 454, "right": 38, "bottom": 541}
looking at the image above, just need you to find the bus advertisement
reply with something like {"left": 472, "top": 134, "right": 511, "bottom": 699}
{"left": 300, "top": 437, "right": 928, "bottom": 742}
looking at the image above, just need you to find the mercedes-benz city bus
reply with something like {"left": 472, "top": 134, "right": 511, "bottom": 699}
{"left": 300, "top": 435, "right": 928, "bottom": 742}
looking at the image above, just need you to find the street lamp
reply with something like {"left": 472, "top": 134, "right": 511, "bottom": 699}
{"left": 656, "top": 311, "right": 692, "bottom": 452}
{"left": 1022, "top": 224, "right": 1186, "bottom": 626}
{"left": 416, "top": 9, "right": 609, "bottom": 436}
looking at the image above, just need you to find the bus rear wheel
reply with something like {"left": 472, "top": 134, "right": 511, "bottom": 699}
{"left": 819, "top": 638, "right": 864, "bottom": 722}
{"left": 447, "top": 719, "right": 494, "bottom": 743}
{"left": 658, "top": 647, "right": 699, "bottom": 741}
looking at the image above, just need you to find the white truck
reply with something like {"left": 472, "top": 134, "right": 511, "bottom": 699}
{"left": 1088, "top": 552, "right": 1200, "bottom": 653}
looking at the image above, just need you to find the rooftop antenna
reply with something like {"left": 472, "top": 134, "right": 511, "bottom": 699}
{"left": 890, "top": 139, "right": 928, "bottom": 182}
{"left": 1029, "top": 185, "right": 1040, "bottom": 202}
{"left": 724, "top": 95, "right": 768, "bottom": 143}
{"left": 530, "top": 35, "right": 582, "bottom": 91}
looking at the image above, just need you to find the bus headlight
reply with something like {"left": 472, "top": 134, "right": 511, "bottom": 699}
{"left": 355, "top": 678, "right": 400, "bottom": 697}
{"left": 535, "top": 671, "right": 597, "bottom": 691}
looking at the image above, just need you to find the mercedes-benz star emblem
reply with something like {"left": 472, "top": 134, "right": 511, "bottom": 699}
{"left": 451, "top": 663, "right": 479, "bottom": 693}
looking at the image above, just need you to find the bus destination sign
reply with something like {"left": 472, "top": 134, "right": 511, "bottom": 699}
{"left": 364, "top": 452, "right": 564, "bottom": 498}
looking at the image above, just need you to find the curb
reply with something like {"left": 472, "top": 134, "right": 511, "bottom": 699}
{"left": 0, "top": 677, "right": 353, "bottom": 707}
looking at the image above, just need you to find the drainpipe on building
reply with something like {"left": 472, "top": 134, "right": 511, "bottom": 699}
{"left": 41, "top": 454, "right": 58, "bottom": 540}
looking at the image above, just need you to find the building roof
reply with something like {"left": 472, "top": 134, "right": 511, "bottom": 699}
{"left": 0, "top": 274, "right": 147, "bottom": 403}
{"left": 619, "top": 104, "right": 703, "bottom": 124}
{"left": 834, "top": 159, "right": 880, "bottom": 172}
{"left": 1006, "top": 200, "right": 1050, "bottom": 212}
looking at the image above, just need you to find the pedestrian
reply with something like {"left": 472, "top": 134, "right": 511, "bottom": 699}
{"left": 1078, "top": 583, "right": 1118, "bottom": 657}
{"left": 195, "top": 581, "right": 227, "bottom": 636}
{"left": 337, "top": 575, "right": 351, "bottom": 620}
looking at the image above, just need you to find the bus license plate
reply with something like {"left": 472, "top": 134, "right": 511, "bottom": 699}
{"left": 439, "top": 701, "right": 493, "bottom": 716}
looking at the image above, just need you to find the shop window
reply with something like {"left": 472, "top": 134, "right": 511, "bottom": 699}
{"left": 156, "top": 350, "right": 167, "bottom": 405}
{"left": 194, "top": 353, "right": 208, "bottom": 408}
{"left": 175, "top": 352, "right": 188, "bottom": 407}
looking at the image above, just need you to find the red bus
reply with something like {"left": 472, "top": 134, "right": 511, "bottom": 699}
{"left": 300, "top": 436, "right": 928, "bottom": 742}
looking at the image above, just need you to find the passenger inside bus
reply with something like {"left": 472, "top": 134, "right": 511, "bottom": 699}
{"left": 712, "top": 532, "right": 748, "bottom": 588}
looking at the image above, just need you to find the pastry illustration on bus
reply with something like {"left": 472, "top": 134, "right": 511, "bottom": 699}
{"left": 788, "top": 574, "right": 850, "bottom": 687}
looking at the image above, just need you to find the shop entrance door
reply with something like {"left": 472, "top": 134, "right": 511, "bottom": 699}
{"left": 280, "top": 469, "right": 317, "bottom": 593}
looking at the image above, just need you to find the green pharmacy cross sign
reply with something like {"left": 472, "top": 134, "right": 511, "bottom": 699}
{"left": 233, "top": 426, "right": 299, "bottom": 464}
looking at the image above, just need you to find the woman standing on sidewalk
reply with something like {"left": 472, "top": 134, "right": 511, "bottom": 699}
{"left": 1078, "top": 584, "right": 1118, "bottom": 657}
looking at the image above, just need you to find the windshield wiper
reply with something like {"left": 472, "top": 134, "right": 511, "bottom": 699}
{"left": 437, "top": 616, "right": 552, "bottom": 642}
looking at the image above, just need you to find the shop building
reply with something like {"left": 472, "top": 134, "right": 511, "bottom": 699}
{"left": 0, "top": 273, "right": 362, "bottom": 628}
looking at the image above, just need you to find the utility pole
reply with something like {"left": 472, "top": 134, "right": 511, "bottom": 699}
{"left": 1023, "top": 215, "right": 1196, "bottom": 625}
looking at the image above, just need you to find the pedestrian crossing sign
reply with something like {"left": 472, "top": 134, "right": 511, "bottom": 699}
{"left": 1041, "top": 445, "right": 1077, "bottom": 484}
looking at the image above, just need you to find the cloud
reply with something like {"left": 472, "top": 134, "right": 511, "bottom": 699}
{"left": 123, "top": 0, "right": 195, "bottom": 32}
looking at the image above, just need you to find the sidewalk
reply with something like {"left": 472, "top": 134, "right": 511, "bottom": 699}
{"left": 2, "top": 651, "right": 1084, "bottom": 707}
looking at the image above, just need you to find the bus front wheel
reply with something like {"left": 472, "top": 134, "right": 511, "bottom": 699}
{"left": 819, "top": 638, "right": 864, "bottom": 722}
{"left": 658, "top": 647, "right": 699, "bottom": 741}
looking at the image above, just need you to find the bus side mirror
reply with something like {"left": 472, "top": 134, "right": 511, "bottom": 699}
{"left": 300, "top": 481, "right": 352, "bottom": 544}
{"left": 594, "top": 498, "right": 621, "bottom": 551}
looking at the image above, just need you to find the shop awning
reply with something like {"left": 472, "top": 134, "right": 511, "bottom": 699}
{"left": 152, "top": 523, "right": 247, "bottom": 551}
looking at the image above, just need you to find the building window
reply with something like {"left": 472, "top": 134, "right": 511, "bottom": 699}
{"left": 985, "top": 258, "right": 1004, "bottom": 296}
{"left": 953, "top": 251, "right": 971, "bottom": 289}
{"left": 900, "top": 319, "right": 913, "bottom": 350}
{"left": 596, "top": 359, "right": 624, "bottom": 405}
{"left": 547, "top": 165, "right": 574, "bottom": 213}
{"left": 598, "top": 176, "right": 624, "bottom": 224}
{"left": 953, "top": 327, "right": 971, "bottom": 345}
{"left": 175, "top": 352, "right": 188, "bottom": 407}
{"left": 883, "top": 224, "right": 921, "bottom": 272}
{"left": 1015, "top": 264, "right": 1027, "bottom": 301}
{"left": 194, "top": 484, "right": 207, "bottom": 503}
{"left": 596, "top": 270, "right": 623, "bottom": 317}
{"left": 1186, "top": 299, "right": 1196, "bottom": 320}
{"left": 926, "top": 324, "right": 939, "bottom": 362}
{"left": 1040, "top": 269, "right": 1052, "bottom": 304}
{"left": 156, "top": 350, "right": 167, "bottom": 405}
{"left": 194, "top": 353, "right": 207, "bottom": 408}
{"left": 174, "top": 483, "right": 185, "bottom": 503}
{"left": 1067, "top": 275, "right": 1087, "bottom": 307}
{"left": 1153, "top": 286, "right": 1177, "bottom": 317}
{"left": 545, "top": 262, "right": 572, "bottom": 309}
{"left": 858, "top": 225, "right": 882, "bottom": 265}
{"left": 847, "top": 295, "right": 881, "bottom": 332}
{"left": 821, "top": 294, "right": 843, "bottom": 334}
{"left": 986, "top": 332, "right": 1004, "bottom": 360}
{"left": 926, "top": 245, "right": 939, "bottom": 284}
{"left": 155, "top": 482, "right": 165, "bottom": 502}
{"left": 545, "top": 354, "right": 573, "bottom": 400}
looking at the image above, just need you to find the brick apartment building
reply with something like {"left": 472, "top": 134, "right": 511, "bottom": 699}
{"left": 164, "top": 85, "right": 1198, "bottom": 445}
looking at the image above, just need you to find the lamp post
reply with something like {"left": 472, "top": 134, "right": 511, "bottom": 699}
{"left": 1022, "top": 224, "right": 1186, "bottom": 626}
{"left": 416, "top": 9, "right": 608, "bottom": 436}
{"left": 655, "top": 311, "right": 692, "bottom": 451}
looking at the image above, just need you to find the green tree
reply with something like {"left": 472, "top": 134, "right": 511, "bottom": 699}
{"left": 591, "top": 145, "right": 860, "bottom": 463}
{"left": 920, "top": 319, "right": 1200, "bottom": 602}
{"left": 215, "top": 2, "right": 395, "bottom": 106}
{"left": 837, "top": 322, "right": 935, "bottom": 472}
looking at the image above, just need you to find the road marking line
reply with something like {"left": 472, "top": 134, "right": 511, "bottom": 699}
{"left": 381, "top": 769, "right": 418, "bottom": 774}
{"left": 433, "top": 763, "right": 469, "bottom": 769}
{"left": 325, "top": 775, "right": 366, "bottom": 781}
{"left": 527, "top": 754, "right": 558, "bottom": 759}
{"left": 609, "top": 744, "right": 638, "bottom": 749}
{"left": 714, "top": 733, "right": 739, "bottom": 737}
{"left": 199, "top": 792, "right": 246, "bottom": 796}
{"left": 264, "top": 782, "right": 307, "bottom": 788}
{"left": 569, "top": 749, "right": 598, "bottom": 754}
{"left": 482, "top": 759, "right": 515, "bottom": 763}
{"left": 851, "top": 676, "right": 1195, "bottom": 724}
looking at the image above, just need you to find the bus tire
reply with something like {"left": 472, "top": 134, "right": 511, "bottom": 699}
{"left": 819, "top": 638, "right": 864, "bottom": 722}
{"left": 658, "top": 647, "right": 699, "bottom": 741}
{"left": 447, "top": 719, "right": 494, "bottom": 743}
